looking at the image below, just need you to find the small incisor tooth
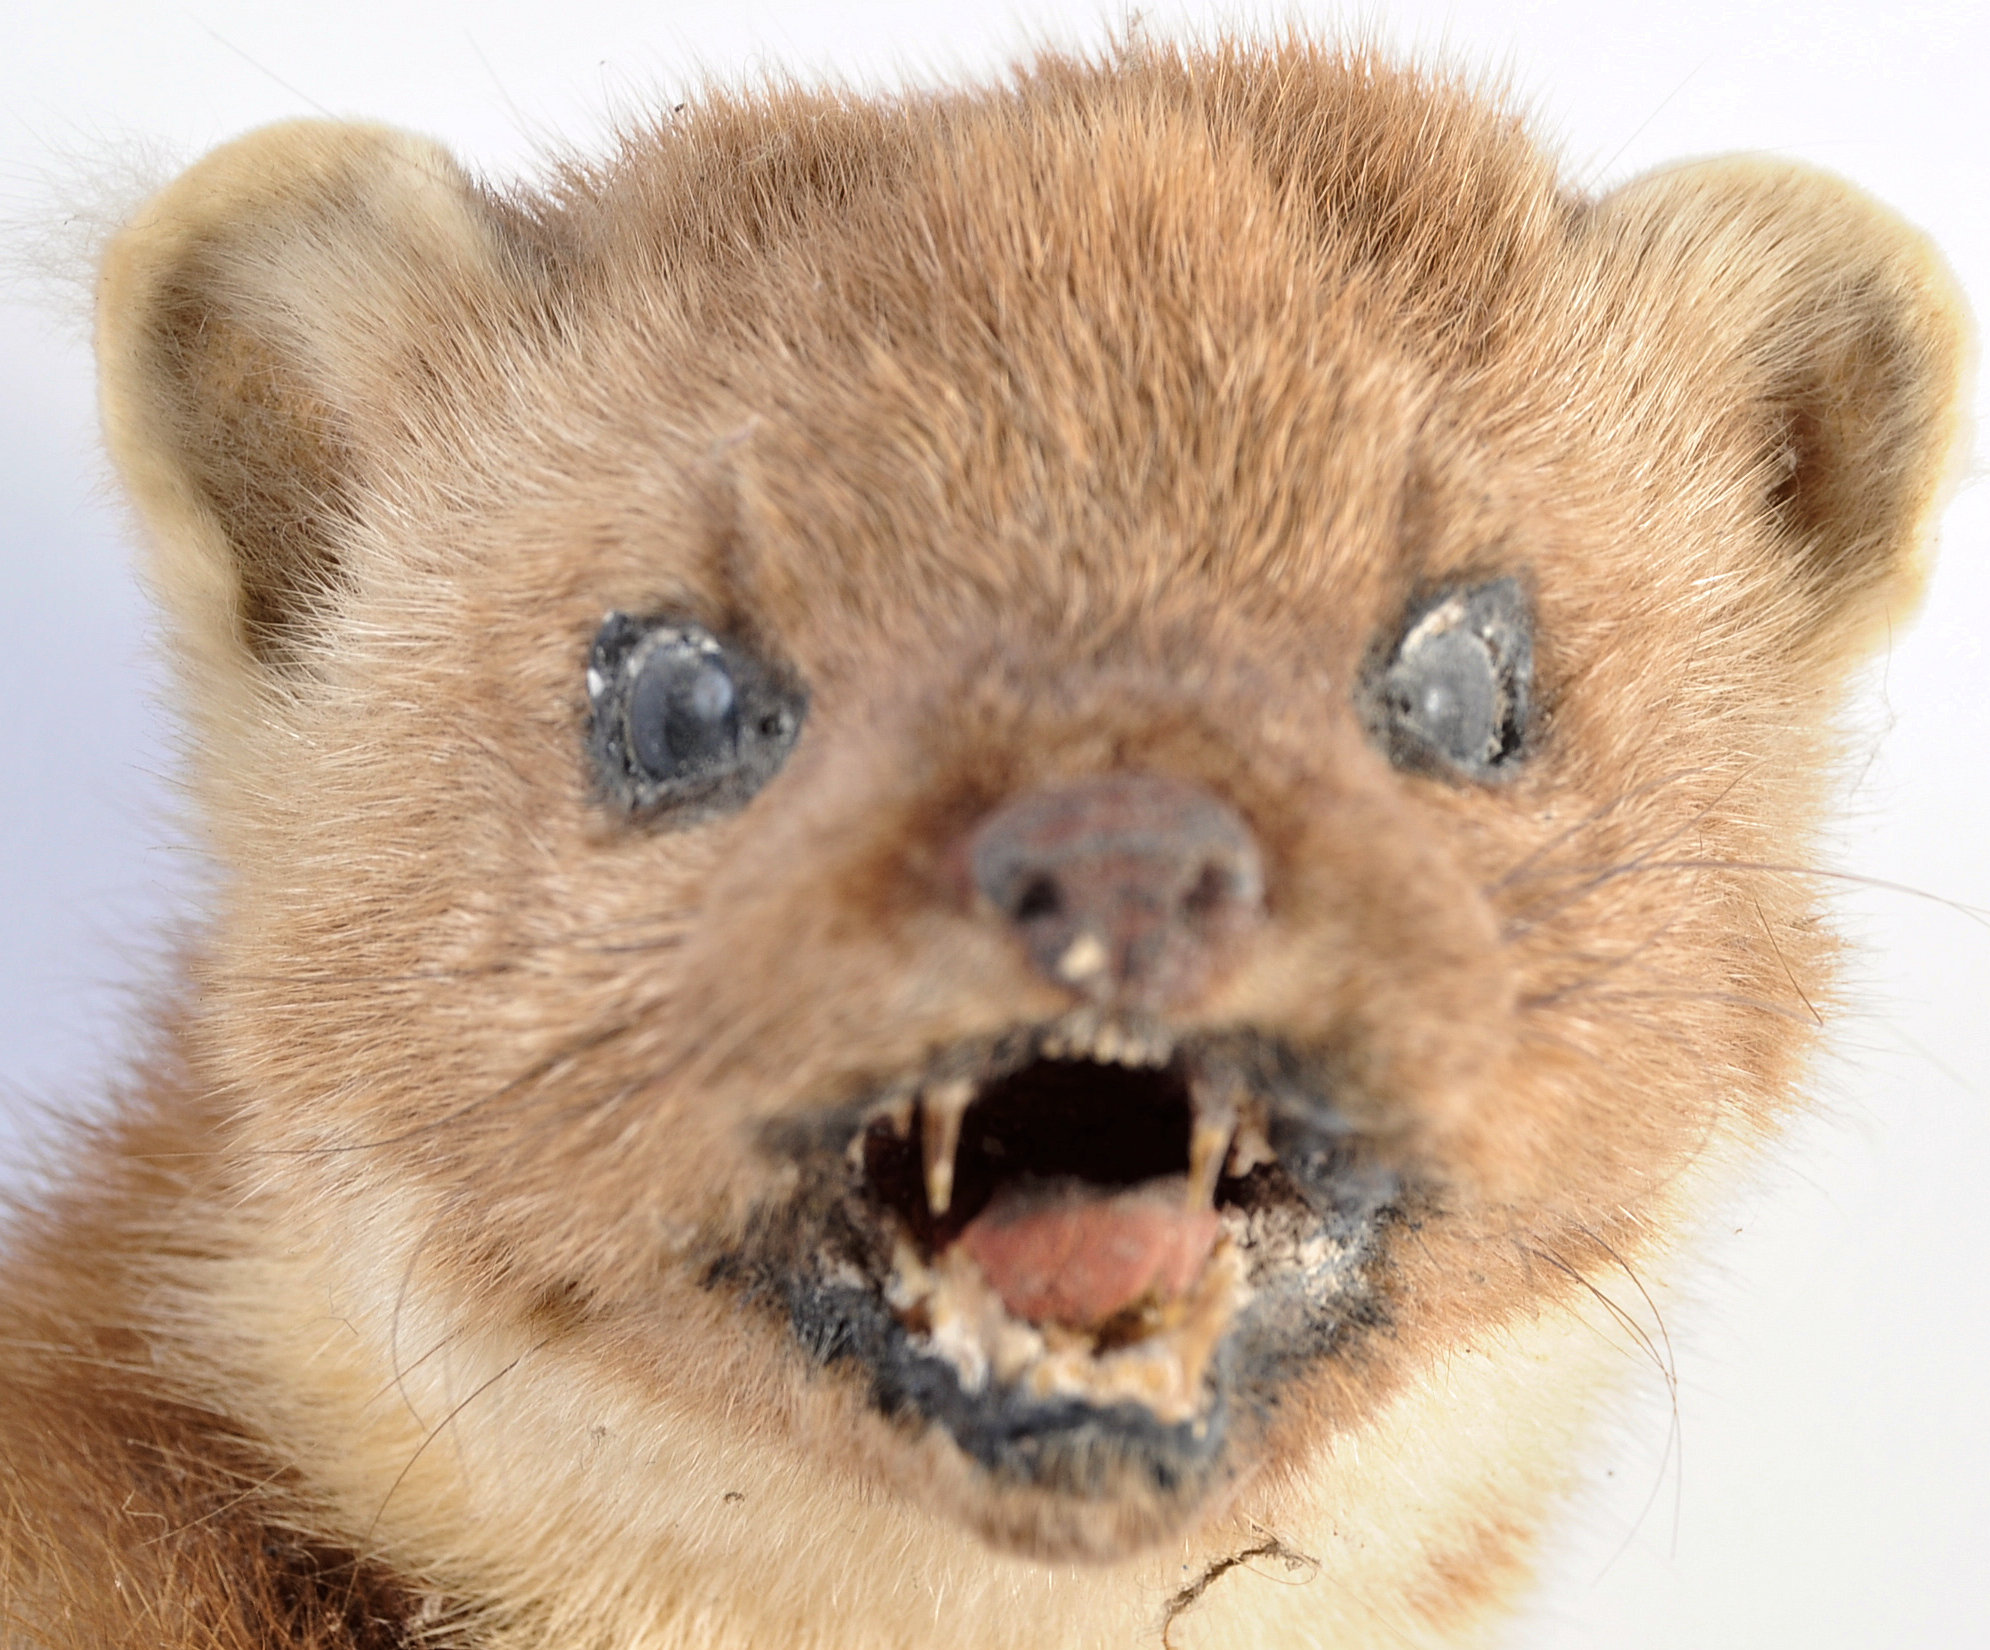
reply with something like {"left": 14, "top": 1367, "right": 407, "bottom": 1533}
{"left": 1186, "top": 1073, "right": 1240, "bottom": 1210}
{"left": 1055, "top": 930, "right": 1109, "bottom": 985}
{"left": 921, "top": 1078, "right": 974, "bottom": 1217}
{"left": 1225, "top": 1112, "right": 1275, "bottom": 1179}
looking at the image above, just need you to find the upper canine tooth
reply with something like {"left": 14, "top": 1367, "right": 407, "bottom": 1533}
{"left": 921, "top": 1078, "right": 973, "bottom": 1218}
{"left": 849, "top": 1089, "right": 914, "bottom": 1169}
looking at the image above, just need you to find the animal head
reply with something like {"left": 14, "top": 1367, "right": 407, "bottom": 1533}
{"left": 95, "top": 37, "right": 1965, "bottom": 1621}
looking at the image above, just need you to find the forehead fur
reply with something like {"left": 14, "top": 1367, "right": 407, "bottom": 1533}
{"left": 497, "top": 50, "right": 1561, "bottom": 630}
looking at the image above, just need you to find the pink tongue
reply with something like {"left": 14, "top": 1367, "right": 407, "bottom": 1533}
{"left": 955, "top": 1178, "right": 1220, "bottom": 1330}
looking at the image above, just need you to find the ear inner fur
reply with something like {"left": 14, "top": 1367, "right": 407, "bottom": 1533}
{"left": 1593, "top": 156, "right": 1971, "bottom": 657}
{"left": 95, "top": 121, "right": 538, "bottom": 683}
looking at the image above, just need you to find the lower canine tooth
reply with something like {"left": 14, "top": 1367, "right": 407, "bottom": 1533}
{"left": 1186, "top": 1072, "right": 1240, "bottom": 1209}
{"left": 921, "top": 1079, "right": 973, "bottom": 1217}
{"left": 1187, "top": 1116, "right": 1232, "bottom": 1209}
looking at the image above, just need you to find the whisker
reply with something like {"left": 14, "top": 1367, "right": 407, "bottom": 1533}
{"left": 1625, "top": 861, "right": 1990, "bottom": 928}
{"left": 1489, "top": 766, "right": 1716, "bottom": 892}
{"left": 362, "top": 1338, "right": 548, "bottom": 1548}
{"left": 1524, "top": 1233, "right": 1685, "bottom": 1559}
{"left": 1502, "top": 856, "right": 1989, "bottom": 928}
{"left": 227, "top": 936, "right": 693, "bottom": 992}
{"left": 572, "top": 936, "right": 694, "bottom": 958}
{"left": 1569, "top": 1219, "right": 1688, "bottom": 1562}
{"left": 1496, "top": 775, "right": 1754, "bottom": 942}
{"left": 388, "top": 1224, "right": 461, "bottom": 1426}
{"left": 139, "top": 1459, "right": 294, "bottom": 1548}
{"left": 1520, "top": 986, "right": 1819, "bottom": 1026}
{"left": 1752, "top": 898, "right": 1824, "bottom": 1027}
{"left": 1524, "top": 916, "right": 1687, "bottom": 1000}
{"left": 1524, "top": 1242, "right": 1672, "bottom": 1391}
{"left": 255, "top": 1017, "right": 645, "bottom": 1159}
{"left": 1570, "top": 1220, "right": 1678, "bottom": 1402}
{"left": 125, "top": 1002, "right": 663, "bottom": 1171}
{"left": 375, "top": 1322, "right": 472, "bottom": 1422}
{"left": 224, "top": 914, "right": 698, "bottom": 990}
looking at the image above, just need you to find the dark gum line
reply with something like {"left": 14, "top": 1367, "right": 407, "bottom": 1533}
{"left": 756, "top": 1023, "right": 1350, "bottom": 1168}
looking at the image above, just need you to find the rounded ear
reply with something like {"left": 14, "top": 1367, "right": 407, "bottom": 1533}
{"left": 1595, "top": 157, "right": 1973, "bottom": 658}
{"left": 96, "top": 121, "right": 538, "bottom": 711}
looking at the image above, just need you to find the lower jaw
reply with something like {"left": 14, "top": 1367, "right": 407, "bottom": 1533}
{"left": 886, "top": 1228, "right": 1251, "bottom": 1427}
{"left": 784, "top": 1266, "right": 1236, "bottom": 1540}
{"left": 764, "top": 1176, "right": 1395, "bottom": 1539}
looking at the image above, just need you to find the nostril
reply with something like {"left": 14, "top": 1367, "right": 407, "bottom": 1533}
{"left": 1012, "top": 874, "right": 1063, "bottom": 924}
{"left": 1179, "top": 860, "right": 1235, "bottom": 922}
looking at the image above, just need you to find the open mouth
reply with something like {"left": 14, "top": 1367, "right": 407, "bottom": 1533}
{"left": 743, "top": 1012, "right": 1400, "bottom": 1506}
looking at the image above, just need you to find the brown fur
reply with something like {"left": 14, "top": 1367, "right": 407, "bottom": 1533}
{"left": 2, "top": 36, "right": 1969, "bottom": 1649}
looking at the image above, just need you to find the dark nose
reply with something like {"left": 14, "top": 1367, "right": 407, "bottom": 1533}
{"left": 968, "top": 773, "right": 1266, "bottom": 1012}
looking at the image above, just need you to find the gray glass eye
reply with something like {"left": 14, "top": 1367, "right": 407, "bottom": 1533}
{"left": 1369, "top": 578, "right": 1531, "bottom": 777}
{"left": 587, "top": 613, "right": 806, "bottom": 822}
{"left": 628, "top": 642, "right": 739, "bottom": 781}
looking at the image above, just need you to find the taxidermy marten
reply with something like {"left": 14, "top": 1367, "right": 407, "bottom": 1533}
{"left": 0, "top": 36, "right": 1969, "bottom": 1650}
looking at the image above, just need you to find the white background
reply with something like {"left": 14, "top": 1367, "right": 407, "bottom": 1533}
{"left": 2, "top": 4, "right": 1985, "bottom": 1646}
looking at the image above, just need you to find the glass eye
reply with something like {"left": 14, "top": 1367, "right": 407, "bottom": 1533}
{"left": 587, "top": 613, "right": 805, "bottom": 821}
{"left": 627, "top": 639, "right": 739, "bottom": 781}
{"left": 1368, "top": 578, "right": 1532, "bottom": 777}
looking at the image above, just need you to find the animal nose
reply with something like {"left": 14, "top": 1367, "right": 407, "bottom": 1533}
{"left": 967, "top": 773, "right": 1266, "bottom": 1012}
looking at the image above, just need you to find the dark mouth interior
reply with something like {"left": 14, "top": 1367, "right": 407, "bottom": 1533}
{"left": 785, "top": 1036, "right": 1395, "bottom": 1494}
{"left": 861, "top": 1058, "right": 1193, "bottom": 1249}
